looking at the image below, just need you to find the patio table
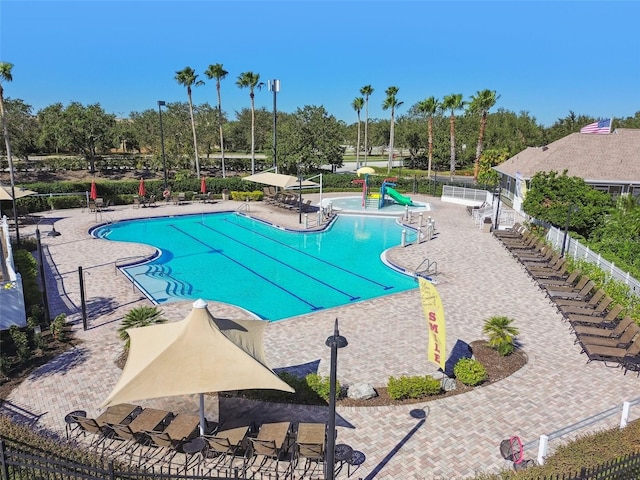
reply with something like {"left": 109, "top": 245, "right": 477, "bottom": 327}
{"left": 96, "top": 403, "right": 139, "bottom": 427}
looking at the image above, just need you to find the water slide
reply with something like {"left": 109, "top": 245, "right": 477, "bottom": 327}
{"left": 385, "top": 186, "right": 413, "bottom": 206}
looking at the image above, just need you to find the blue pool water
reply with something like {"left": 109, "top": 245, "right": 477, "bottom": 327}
{"left": 93, "top": 212, "right": 418, "bottom": 320}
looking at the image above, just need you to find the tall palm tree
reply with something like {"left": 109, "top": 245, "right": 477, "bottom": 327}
{"left": 204, "top": 63, "right": 229, "bottom": 178}
{"left": 236, "top": 71, "right": 264, "bottom": 175}
{"left": 0, "top": 61, "right": 19, "bottom": 243}
{"left": 360, "top": 85, "right": 374, "bottom": 166}
{"left": 352, "top": 97, "right": 364, "bottom": 168}
{"left": 382, "top": 86, "right": 403, "bottom": 173}
{"left": 469, "top": 89, "right": 500, "bottom": 182}
{"left": 441, "top": 93, "right": 466, "bottom": 180}
{"left": 414, "top": 96, "right": 440, "bottom": 179}
{"left": 175, "top": 66, "right": 203, "bottom": 178}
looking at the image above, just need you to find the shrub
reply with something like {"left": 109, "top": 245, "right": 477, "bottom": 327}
{"left": 50, "top": 313, "right": 67, "bottom": 341}
{"left": 0, "top": 355, "right": 11, "bottom": 377}
{"left": 483, "top": 316, "right": 519, "bottom": 356}
{"left": 9, "top": 326, "right": 30, "bottom": 362}
{"left": 387, "top": 375, "right": 442, "bottom": 400}
{"left": 231, "top": 190, "right": 263, "bottom": 201}
{"left": 12, "top": 249, "right": 42, "bottom": 310}
{"left": 117, "top": 306, "right": 166, "bottom": 350}
{"left": 305, "top": 373, "right": 340, "bottom": 402}
{"left": 454, "top": 358, "right": 487, "bottom": 386}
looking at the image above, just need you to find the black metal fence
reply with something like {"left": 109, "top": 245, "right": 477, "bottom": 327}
{"left": 540, "top": 451, "right": 640, "bottom": 479}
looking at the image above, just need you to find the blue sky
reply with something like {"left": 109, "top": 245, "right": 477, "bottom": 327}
{"left": 1, "top": 0, "right": 639, "bottom": 127}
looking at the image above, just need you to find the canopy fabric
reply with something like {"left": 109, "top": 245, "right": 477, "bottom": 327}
{"left": 357, "top": 167, "right": 376, "bottom": 177}
{"left": 243, "top": 172, "right": 318, "bottom": 189}
{"left": 0, "top": 185, "right": 37, "bottom": 201}
{"left": 101, "top": 300, "right": 293, "bottom": 409}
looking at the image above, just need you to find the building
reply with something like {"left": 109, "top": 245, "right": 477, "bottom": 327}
{"left": 494, "top": 128, "right": 640, "bottom": 213}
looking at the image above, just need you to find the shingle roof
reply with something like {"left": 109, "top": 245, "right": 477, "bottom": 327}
{"left": 495, "top": 128, "right": 640, "bottom": 183}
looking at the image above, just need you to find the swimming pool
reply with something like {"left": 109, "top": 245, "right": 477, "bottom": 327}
{"left": 93, "top": 212, "right": 418, "bottom": 320}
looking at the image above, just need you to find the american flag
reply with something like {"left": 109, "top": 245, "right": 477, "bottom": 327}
{"left": 580, "top": 118, "right": 611, "bottom": 134}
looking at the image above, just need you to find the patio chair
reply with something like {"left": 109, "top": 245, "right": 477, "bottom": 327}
{"left": 537, "top": 269, "right": 581, "bottom": 289}
{"left": 558, "top": 294, "right": 613, "bottom": 318}
{"left": 245, "top": 422, "right": 292, "bottom": 476}
{"left": 555, "top": 288, "right": 606, "bottom": 309}
{"left": 580, "top": 333, "right": 640, "bottom": 366}
{"left": 133, "top": 196, "right": 141, "bottom": 209}
{"left": 577, "top": 322, "right": 639, "bottom": 351}
{"left": 572, "top": 316, "right": 635, "bottom": 340}
{"left": 568, "top": 304, "right": 624, "bottom": 328}
{"left": 203, "top": 425, "right": 251, "bottom": 471}
{"left": 73, "top": 415, "right": 121, "bottom": 455}
{"left": 291, "top": 423, "right": 326, "bottom": 478}
{"left": 547, "top": 279, "right": 595, "bottom": 301}
{"left": 542, "top": 274, "right": 590, "bottom": 294}
{"left": 499, "top": 436, "right": 535, "bottom": 471}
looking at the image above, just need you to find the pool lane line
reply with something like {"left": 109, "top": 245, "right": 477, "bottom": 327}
{"left": 166, "top": 224, "right": 328, "bottom": 311}
{"left": 217, "top": 217, "right": 395, "bottom": 291}
{"left": 188, "top": 223, "right": 363, "bottom": 301}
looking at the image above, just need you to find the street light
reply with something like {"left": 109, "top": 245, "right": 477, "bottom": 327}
{"left": 494, "top": 184, "right": 502, "bottom": 230}
{"left": 298, "top": 163, "right": 303, "bottom": 224}
{"left": 157, "top": 101, "right": 168, "bottom": 191}
{"left": 267, "top": 80, "right": 280, "bottom": 173}
{"left": 560, "top": 203, "right": 578, "bottom": 257}
{"left": 325, "top": 318, "right": 348, "bottom": 480}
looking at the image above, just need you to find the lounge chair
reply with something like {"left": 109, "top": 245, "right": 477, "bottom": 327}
{"left": 245, "top": 422, "right": 292, "bottom": 476}
{"left": 577, "top": 322, "right": 639, "bottom": 350}
{"left": 558, "top": 294, "right": 613, "bottom": 318}
{"left": 580, "top": 333, "right": 640, "bottom": 365}
{"left": 555, "top": 288, "right": 605, "bottom": 309}
{"left": 537, "top": 269, "right": 581, "bottom": 289}
{"left": 568, "top": 304, "right": 624, "bottom": 328}
{"left": 203, "top": 425, "right": 251, "bottom": 471}
{"left": 291, "top": 423, "right": 326, "bottom": 478}
{"left": 547, "top": 280, "right": 595, "bottom": 302}
{"left": 572, "top": 316, "right": 635, "bottom": 340}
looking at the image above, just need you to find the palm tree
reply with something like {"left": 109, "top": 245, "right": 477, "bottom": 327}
{"left": 352, "top": 97, "right": 364, "bottom": 168}
{"left": 414, "top": 97, "right": 440, "bottom": 179}
{"left": 382, "top": 86, "right": 403, "bottom": 173}
{"left": 117, "top": 305, "right": 167, "bottom": 351}
{"left": 469, "top": 89, "right": 500, "bottom": 182}
{"left": 0, "top": 61, "right": 19, "bottom": 243}
{"left": 204, "top": 63, "right": 229, "bottom": 178}
{"left": 483, "top": 316, "right": 519, "bottom": 356}
{"left": 175, "top": 66, "right": 204, "bottom": 178}
{"left": 441, "top": 93, "right": 466, "bottom": 180}
{"left": 236, "top": 71, "right": 264, "bottom": 175}
{"left": 360, "top": 85, "right": 374, "bottom": 166}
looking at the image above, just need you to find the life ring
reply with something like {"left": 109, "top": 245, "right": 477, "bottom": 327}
{"left": 163, "top": 189, "right": 171, "bottom": 199}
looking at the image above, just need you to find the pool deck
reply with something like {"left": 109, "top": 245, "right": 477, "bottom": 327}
{"left": 7, "top": 193, "right": 640, "bottom": 479}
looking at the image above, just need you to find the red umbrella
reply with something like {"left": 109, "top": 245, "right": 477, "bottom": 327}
{"left": 200, "top": 177, "right": 207, "bottom": 194}
{"left": 138, "top": 178, "right": 146, "bottom": 197}
{"left": 90, "top": 181, "right": 98, "bottom": 200}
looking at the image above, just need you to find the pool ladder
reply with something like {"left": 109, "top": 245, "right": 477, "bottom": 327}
{"left": 414, "top": 257, "right": 438, "bottom": 283}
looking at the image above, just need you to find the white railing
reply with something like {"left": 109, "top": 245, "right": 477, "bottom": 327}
{"left": 442, "top": 185, "right": 487, "bottom": 204}
{"left": 546, "top": 225, "right": 640, "bottom": 297}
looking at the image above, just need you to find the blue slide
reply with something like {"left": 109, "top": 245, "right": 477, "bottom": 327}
{"left": 385, "top": 186, "right": 413, "bottom": 206}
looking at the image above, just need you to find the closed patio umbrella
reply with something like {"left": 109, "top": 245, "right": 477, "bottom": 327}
{"left": 101, "top": 299, "right": 294, "bottom": 435}
{"left": 200, "top": 177, "right": 207, "bottom": 194}
{"left": 138, "top": 178, "right": 146, "bottom": 197}
{"left": 90, "top": 181, "right": 98, "bottom": 200}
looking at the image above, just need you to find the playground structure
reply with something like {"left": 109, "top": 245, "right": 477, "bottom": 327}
{"left": 352, "top": 168, "right": 414, "bottom": 209}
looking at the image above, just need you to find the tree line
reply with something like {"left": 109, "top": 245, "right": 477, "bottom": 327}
{"left": 2, "top": 62, "right": 640, "bottom": 182}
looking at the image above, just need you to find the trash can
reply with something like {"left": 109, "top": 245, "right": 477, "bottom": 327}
{"left": 222, "top": 189, "right": 230, "bottom": 201}
{"left": 482, "top": 217, "right": 492, "bottom": 233}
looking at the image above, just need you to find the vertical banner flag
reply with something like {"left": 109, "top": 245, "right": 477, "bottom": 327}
{"left": 418, "top": 277, "right": 446, "bottom": 370}
{"left": 580, "top": 118, "right": 612, "bottom": 134}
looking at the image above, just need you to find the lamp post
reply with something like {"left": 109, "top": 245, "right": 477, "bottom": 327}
{"left": 157, "top": 101, "right": 168, "bottom": 191}
{"left": 325, "top": 318, "right": 348, "bottom": 480}
{"left": 560, "top": 203, "right": 577, "bottom": 257}
{"left": 267, "top": 80, "right": 280, "bottom": 173}
{"left": 298, "top": 163, "right": 303, "bottom": 224}
{"left": 494, "top": 184, "right": 502, "bottom": 230}
{"left": 35, "top": 228, "right": 50, "bottom": 325}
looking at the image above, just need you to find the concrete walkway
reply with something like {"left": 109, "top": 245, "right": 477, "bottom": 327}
{"left": 6, "top": 193, "right": 640, "bottom": 479}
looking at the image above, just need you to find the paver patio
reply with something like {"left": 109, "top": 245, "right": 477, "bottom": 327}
{"left": 5, "top": 193, "right": 640, "bottom": 479}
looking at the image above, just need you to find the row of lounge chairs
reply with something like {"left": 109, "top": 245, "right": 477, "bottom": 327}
{"left": 494, "top": 224, "right": 640, "bottom": 375}
{"left": 67, "top": 405, "right": 352, "bottom": 478}
{"left": 264, "top": 189, "right": 313, "bottom": 213}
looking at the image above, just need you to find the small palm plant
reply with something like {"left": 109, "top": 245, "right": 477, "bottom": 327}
{"left": 483, "top": 316, "right": 519, "bottom": 356}
{"left": 118, "top": 306, "right": 167, "bottom": 351}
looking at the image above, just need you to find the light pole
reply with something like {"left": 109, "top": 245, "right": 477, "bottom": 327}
{"left": 157, "top": 101, "right": 168, "bottom": 192}
{"left": 561, "top": 203, "right": 577, "bottom": 257}
{"left": 325, "top": 318, "right": 348, "bottom": 480}
{"left": 268, "top": 79, "right": 280, "bottom": 173}
{"left": 494, "top": 184, "right": 502, "bottom": 230}
{"left": 298, "top": 163, "right": 303, "bottom": 224}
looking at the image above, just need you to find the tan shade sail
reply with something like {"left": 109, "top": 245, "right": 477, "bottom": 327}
{"left": 0, "top": 185, "right": 37, "bottom": 201}
{"left": 102, "top": 300, "right": 294, "bottom": 410}
{"left": 243, "top": 172, "right": 318, "bottom": 189}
